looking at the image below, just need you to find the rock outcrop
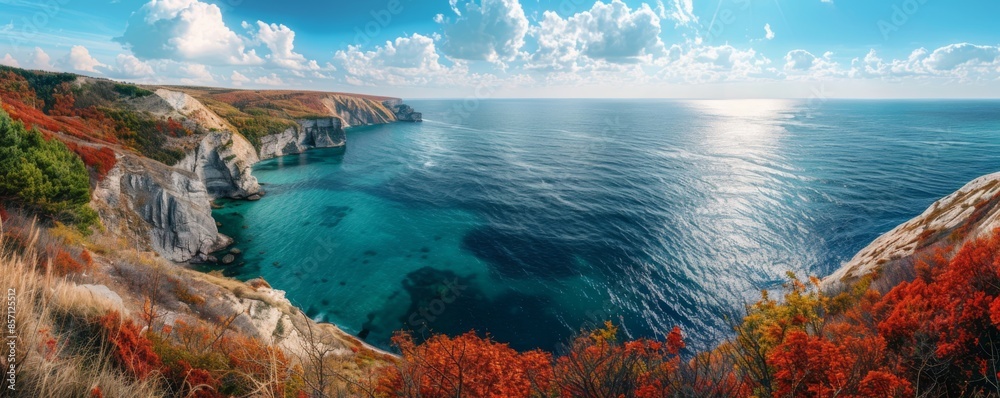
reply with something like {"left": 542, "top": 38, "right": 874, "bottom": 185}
{"left": 138, "top": 89, "right": 262, "bottom": 200}
{"left": 93, "top": 154, "right": 230, "bottom": 262}
{"left": 823, "top": 171, "right": 1000, "bottom": 290}
{"left": 154, "top": 271, "right": 378, "bottom": 359}
{"left": 176, "top": 131, "right": 262, "bottom": 199}
{"left": 388, "top": 103, "right": 422, "bottom": 122}
{"left": 132, "top": 89, "right": 234, "bottom": 132}
{"left": 382, "top": 99, "right": 422, "bottom": 122}
{"left": 321, "top": 95, "right": 396, "bottom": 127}
{"left": 259, "top": 118, "right": 347, "bottom": 160}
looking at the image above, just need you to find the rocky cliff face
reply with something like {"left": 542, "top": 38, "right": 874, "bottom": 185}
{"left": 381, "top": 99, "right": 422, "bottom": 122}
{"left": 823, "top": 171, "right": 1000, "bottom": 291}
{"left": 321, "top": 95, "right": 396, "bottom": 127}
{"left": 133, "top": 89, "right": 234, "bottom": 132}
{"left": 103, "top": 88, "right": 419, "bottom": 262}
{"left": 140, "top": 89, "right": 262, "bottom": 200}
{"left": 385, "top": 101, "right": 423, "bottom": 122}
{"left": 259, "top": 118, "right": 346, "bottom": 160}
{"left": 176, "top": 131, "right": 262, "bottom": 199}
{"left": 93, "top": 154, "right": 231, "bottom": 262}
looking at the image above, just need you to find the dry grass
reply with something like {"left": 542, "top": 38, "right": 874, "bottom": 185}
{"left": 0, "top": 211, "right": 392, "bottom": 397}
{"left": 0, "top": 218, "right": 161, "bottom": 397}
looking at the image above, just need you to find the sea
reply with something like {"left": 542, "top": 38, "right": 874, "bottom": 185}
{"left": 207, "top": 99, "right": 1000, "bottom": 351}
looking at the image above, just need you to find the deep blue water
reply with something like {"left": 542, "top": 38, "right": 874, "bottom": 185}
{"left": 209, "top": 99, "right": 1000, "bottom": 351}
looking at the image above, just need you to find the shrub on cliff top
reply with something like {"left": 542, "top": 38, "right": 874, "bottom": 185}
{"left": 102, "top": 108, "right": 186, "bottom": 165}
{"left": 0, "top": 107, "right": 97, "bottom": 231}
{"left": 113, "top": 83, "right": 154, "bottom": 98}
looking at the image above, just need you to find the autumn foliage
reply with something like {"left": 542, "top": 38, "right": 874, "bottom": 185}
{"left": 371, "top": 229, "right": 1000, "bottom": 398}
{"left": 64, "top": 141, "right": 117, "bottom": 180}
{"left": 378, "top": 331, "right": 552, "bottom": 398}
{"left": 52, "top": 249, "right": 85, "bottom": 275}
{"left": 49, "top": 82, "right": 76, "bottom": 117}
{"left": 98, "top": 312, "right": 163, "bottom": 379}
{"left": 89, "top": 310, "right": 306, "bottom": 398}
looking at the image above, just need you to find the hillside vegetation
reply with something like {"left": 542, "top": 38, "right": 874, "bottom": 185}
{"left": 173, "top": 88, "right": 395, "bottom": 149}
{"left": 0, "top": 208, "right": 394, "bottom": 397}
{"left": 0, "top": 66, "right": 186, "bottom": 166}
{"left": 0, "top": 109, "right": 97, "bottom": 231}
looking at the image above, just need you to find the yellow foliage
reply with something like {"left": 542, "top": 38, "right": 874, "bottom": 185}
{"left": 49, "top": 221, "right": 85, "bottom": 245}
{"left": 738, "top": 272, "right": 828, "bottom": 353}
{"left": 590, "top": 320, "right": 619, "bottom": 343}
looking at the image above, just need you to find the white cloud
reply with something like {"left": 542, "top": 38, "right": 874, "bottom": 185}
{"left": 179, "top": 63, "right": 215, "bottom": 85}
{"left": 114, "top": 53, "right": 155, "bottom": 77}
{"left": 252, "top": 21, "right": 322, "bottom": 71}
{"left": 782, "top": 50, "right": 841, "bottom": 79}
{"left": 849, "top": 50, "right": 889, "bottom": 78}
{"left": 848, "top": 44, "right": 1000, "bottom": 82}
{"left": 784, "top": 50, "right": 817, "bottom": 71}
{"left": 61, "top": 45, "right": 106, "bottom": 73}
{"left": 529, "top": 0, "right": 665, "bottom": 70}
{"left": 658, "top": 44, "right": 772, "bottom": 83}
{"left": 923, "top": 43, "right": 1000, "bottom": 71}
{"left": 438, "top": 0, "right": 529, "bottom": 63}
{"left": 764, "top": 24, "right": 775, "bottom": 40}
{"left": 31, "top": 47, "right": 53, "bottom": 70}
{"left": 230, "top": 70, "right": 250, "bottom": 86}
{"left": 116, "top": 0, "right": 262, "bottom": 65}
{"left": 334, "top": 33, "right": 472, "bottom": 86}
{"left": 254, "top": 73, "right": 285, "bottom": 86}
{"left": 0, "top": 53, "right": 18, "bottom": 68}
{"left": 657, "top": 0, "right": 696, "bottom": 27}
{"left": 893, "top": 48, "right": 931, "bottom": 76}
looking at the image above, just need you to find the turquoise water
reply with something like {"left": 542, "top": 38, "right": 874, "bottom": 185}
{"left": 210, "top": 99, "right": 1000, "bottom": 351}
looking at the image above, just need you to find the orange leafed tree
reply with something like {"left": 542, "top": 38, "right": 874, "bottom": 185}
{"left": 97, "top": 311, "right": 163, "bottom": 379}
{"left": 767, "top": 329, "right": 912, "bottom": 398}
{"left": 872, "top": 229, "right": 1000, "bottom": 396}
{"left": 49, "top": 82, "right": 76, "bottom": 117}
{"left": 378, "top": 331, "right": 553, "bottom": 398}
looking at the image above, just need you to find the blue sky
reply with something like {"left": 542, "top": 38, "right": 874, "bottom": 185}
{"left": 1, "top": 0, "right": 998, "bottom": 98}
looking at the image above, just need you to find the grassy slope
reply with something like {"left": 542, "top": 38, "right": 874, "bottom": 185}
{"left": 165, "top": 87, "right": 397, "bottom": 149}
{"left": 0, "top": 209, "right": 392, "bottom": 397}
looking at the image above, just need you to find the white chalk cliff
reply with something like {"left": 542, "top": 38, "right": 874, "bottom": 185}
{"left": 96, "top": 89, "right": 420, "bottom": 262}
{"left": 823, "top": 171, "right": 1000, "bottom": 290}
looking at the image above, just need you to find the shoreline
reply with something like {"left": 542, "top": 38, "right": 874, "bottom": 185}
{"left": 200, "top": 127, "right": 397, "bottom": 355}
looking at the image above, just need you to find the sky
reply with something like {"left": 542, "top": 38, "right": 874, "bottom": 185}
{"left": 0, "top": 0, "right": 999, "bottom": 98}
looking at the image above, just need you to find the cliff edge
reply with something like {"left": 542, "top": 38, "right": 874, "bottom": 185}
{"left": 823, "top": 171, "right": 1000, "bottom": 291}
